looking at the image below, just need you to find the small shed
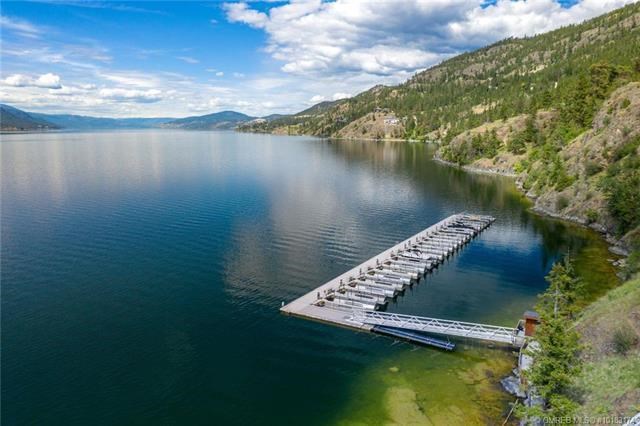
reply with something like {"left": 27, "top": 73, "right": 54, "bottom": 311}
{"left": 523, "top": 311, "right": 541, "bottom": 337}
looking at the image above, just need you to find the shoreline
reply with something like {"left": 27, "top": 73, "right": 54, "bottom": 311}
{"left": 328, "top": 136, "right": 428, "bottom": 143}
{"left": 432, "top": 153, "right": 630, "bottom": 257}
{"left": 432, "top": 154, "right": 518, "bottom": 178}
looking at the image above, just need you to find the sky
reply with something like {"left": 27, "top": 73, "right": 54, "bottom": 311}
{"left": 0, "top": 0, "right": 635, "bottom": 118}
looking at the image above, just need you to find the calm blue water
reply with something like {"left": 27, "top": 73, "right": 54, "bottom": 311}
{"left": 1, "top": 131, "right": 595, "bottom": 425}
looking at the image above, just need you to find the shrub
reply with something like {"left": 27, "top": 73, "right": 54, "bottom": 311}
{"left": 585, "top": 209, "right": 599, "bottom": 223}
{"left": 612, "top": 136, "right": 640, "bottom": 161}
{"left": 555, "top": 172, "right": 576, "bottom": 192}
{"left": 557, "top": 195, "right": 570, "bottom": 211}
{"left": 513, "top": 161, "right": 525, "bottom": 174}
{"left": 508, "top": 133, "right": 527, "bottom": 154}
{"left": 621, "top": 98, "right": 631, "bottom": 109}
{"left": 585, "top": 160, "right": 603, "bottom": 177}
{"left": 621, "top": 233, "right": 640, "bottom": 279}
{"left": 601, "top": 153, "right": 640, "bottom": 234}
{"left": 622, "top": 250, "right": 640, "bottom": 280}
{"left": 612, "top": 326, "right": 638, "bottom": 355}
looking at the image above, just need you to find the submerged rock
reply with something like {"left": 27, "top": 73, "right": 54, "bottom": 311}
{"left": 500, "top": 375, "right": 526, "bottom": 398}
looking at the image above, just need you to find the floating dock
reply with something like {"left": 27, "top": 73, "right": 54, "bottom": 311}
{"left": 280, "top": 213, "right": 526, "bottom": 348}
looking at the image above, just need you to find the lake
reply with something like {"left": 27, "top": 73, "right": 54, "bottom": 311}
{"left": 1, "top": 131, "right": 617, "bottom": 425}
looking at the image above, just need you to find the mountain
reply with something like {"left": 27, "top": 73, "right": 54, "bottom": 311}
{"left": 1, "top": 104, "right": 173, "bottom": 130}
{"left": 238, "top": 100, "right": 345, "bottom": 133}
{"left": 161, "top": 110, "right": 255, "bottom": 130}
{"left": 29, "top": 113, "right": 173, "bottom": 130}
{"left": 0, "top": 105, "right": 266, "bottom": 131}
{"left": 0, "top": 104, "right": 59, "bottom": 131}
{"left": 244, "top": 3, "right": 639, "bottom": 141}
{"left": 296, "top": 99, "right": 346, "bottom": 117}
{"left": 261, "top": 113, "right": 287, "bottom": 121}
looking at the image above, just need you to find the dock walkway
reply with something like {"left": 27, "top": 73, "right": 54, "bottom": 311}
{"left": 352, "top": 311, "right": 524, "bottom": 346}
{"left": 281, "top": 213, "right": 523, "bottom": 348}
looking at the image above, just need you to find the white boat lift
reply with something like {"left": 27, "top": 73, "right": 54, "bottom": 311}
{"left": 280, "top": 213, "right": 531, "bottom": 350}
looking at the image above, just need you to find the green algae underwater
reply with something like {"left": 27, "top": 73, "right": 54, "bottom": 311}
{"left": 335, "top": 347, "right": 515, "bottom": 425}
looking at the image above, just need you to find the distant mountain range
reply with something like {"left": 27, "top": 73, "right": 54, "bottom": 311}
{"left": 28, "top": 113, "right": 173, "bottom": 130}
{"left": 159, "top": 110, "right": 255, "bottom": 130}
{"left": 0, "top": 104, "right": 281, "bottom": 131}
{"left": 0, "top": 104, "right": 60, "bottom": 131}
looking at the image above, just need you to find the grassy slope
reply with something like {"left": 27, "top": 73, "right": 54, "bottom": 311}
{"left": 574, "top": 276, "right": 640, "bottom": 417}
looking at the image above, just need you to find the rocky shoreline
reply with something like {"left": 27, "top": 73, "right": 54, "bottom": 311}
{"left": 500, "top": 341, "right": 545, "bottom": 424}
{"left": 432, "top": 152, "right": 631, "bottom": 259}
{"left": 433, "top": 153, "right": 518, "bottom": 177}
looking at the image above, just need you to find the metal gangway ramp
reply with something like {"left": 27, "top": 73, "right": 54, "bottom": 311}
{"left": 351, "top": 310, "right": 525, "bottom": 347}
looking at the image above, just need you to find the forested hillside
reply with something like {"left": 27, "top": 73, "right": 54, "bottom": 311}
{"left": 240, "top": 3, "right": 640, "bottom": 258}
{"left": 241, "top": 3, "right": 639, "bottom": 141}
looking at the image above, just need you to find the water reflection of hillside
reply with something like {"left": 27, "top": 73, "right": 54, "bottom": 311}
{"left": 323, "top": 139, "right": 603, "bottom": 268}
{"left": 323, "top": 140, "right": 523, "bottom": 212}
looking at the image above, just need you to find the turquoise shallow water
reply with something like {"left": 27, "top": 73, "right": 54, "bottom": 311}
{"left": 1, "top": 131, "right": 605, "bottom": 425}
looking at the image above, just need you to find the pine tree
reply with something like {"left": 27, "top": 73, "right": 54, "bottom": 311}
{"left": 538, "top": 257, "right": 583, "bottom": 319}
{"left": 522, "top": 257, "right": 583, "bottom": 420}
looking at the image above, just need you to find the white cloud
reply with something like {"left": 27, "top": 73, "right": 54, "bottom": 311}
{"left": 188, "top": 97, "right": 222, "bottom": 112}
{"left": 2, "top": 73, "right": 62, "bottom": 89}
{"left": 177, "top": 56, "right": 199, "bottom": 64}
{"left": 3, "top": 74, "right": 32, "bottom": 87}
{"left": 332, "top": 92, "right": 350, "bottom": 101}
{"left": 98, "top": 71, "right": 159, "bottom": 88}
{"left": 206, "top": 69, "right": 226, "bottom": 77}
{"left": 34, "top": 73, "right": 62, "bottom": 89}
{"left": 225, "top": 2, "right": 269, "bottom": 28}
{"left": 98, "top": 88, "right": 163, "bottom": 103}
{"left": 224, "top": 0, "right": 635, "bottom": 79}
{"left": 49, "top": 84, "right": 95, "bottom": 96}
{"left": 2, "top": 0, "right": 635, "bottom": 118}
{"left": 0, "top": 16, "right": 42, "bottom": 38}
{"left": 448, "top": 0, "right": 634, "bottom": 44}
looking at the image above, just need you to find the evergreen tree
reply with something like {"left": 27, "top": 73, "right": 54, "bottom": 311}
{"left": 521, "top": 257, "right": 583, "bottom": 420}
{"left": 538, "top": 258, "right": 583, "bottom": 319}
